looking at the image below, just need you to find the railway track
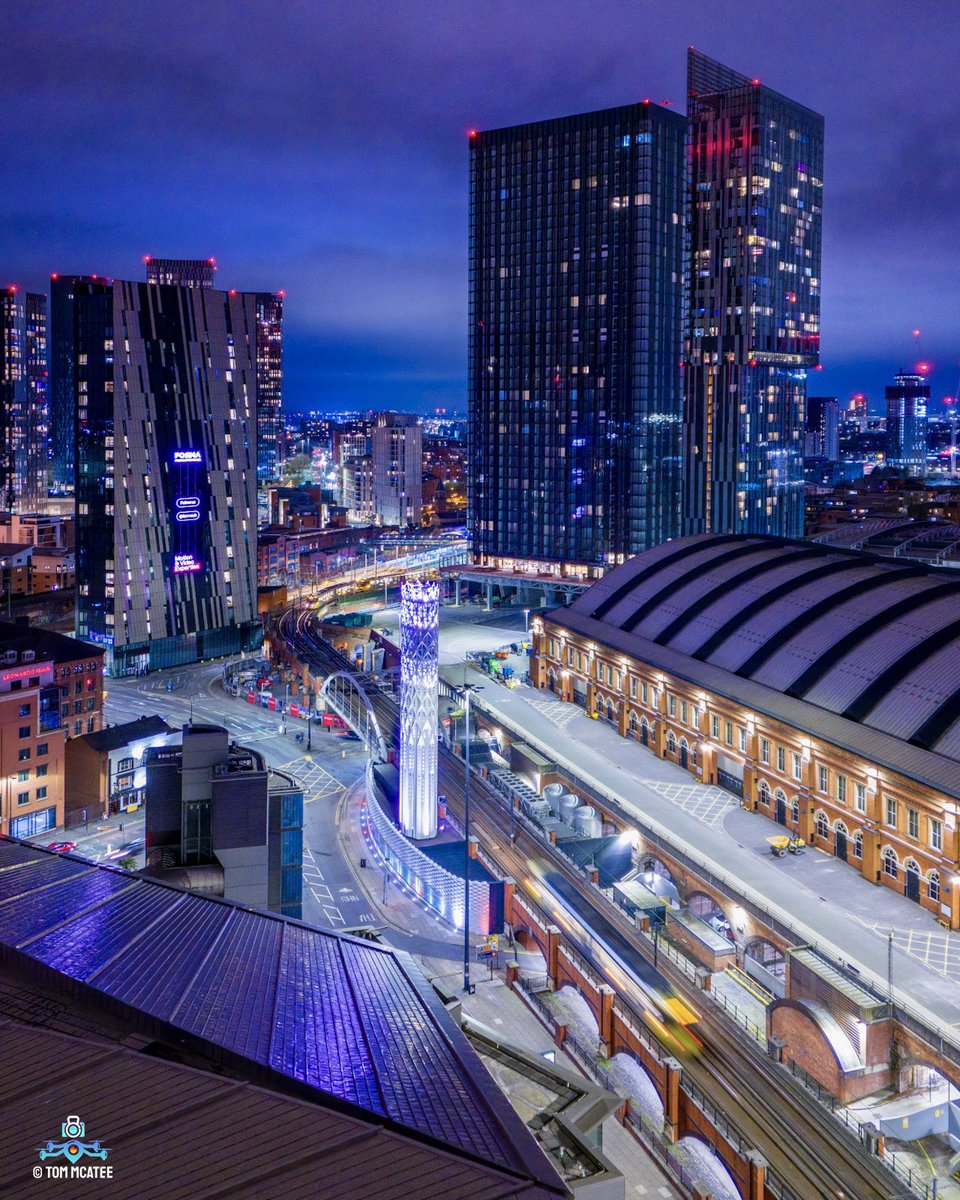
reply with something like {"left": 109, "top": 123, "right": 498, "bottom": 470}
{"left": 279, "top": 608, "right": 905, "bottom": 1200}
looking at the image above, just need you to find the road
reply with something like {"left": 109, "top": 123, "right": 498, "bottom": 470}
{"left": 279, "top": 608, "right": 904, "bottom": 1200}
{"left": 102, "top": 657, "right": 374, "bottom": 932}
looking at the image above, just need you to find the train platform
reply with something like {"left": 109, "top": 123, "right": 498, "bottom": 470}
{"left": 455, "top": 660, "right": 960, "bottom": 1034}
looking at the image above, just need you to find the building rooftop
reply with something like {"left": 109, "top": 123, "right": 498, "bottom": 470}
{"left": 816, "top": 518, "right": 960, "bottom": 568}
{"left": 0, "top": 1014, "right": 560, "bottom": 1200}
{"left": 0, "top": 838, "right": 563, "bottom": 1195}
{"left": 0, "top": 620, "right": 103, "bottom": 664}
{"left": 77, "top": 715, "right": 174, "bottom": 754}
{"left": 550, "top": 534, "right": 960, "bottom": 795}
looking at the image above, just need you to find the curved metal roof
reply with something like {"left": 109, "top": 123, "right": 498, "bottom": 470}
{"left": 562, "top": 534, "right": 960, "bottom": 769}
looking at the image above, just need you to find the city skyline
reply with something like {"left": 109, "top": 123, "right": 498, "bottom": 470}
{"left": 1, "top": 1, "right": 958, "bottom": 412}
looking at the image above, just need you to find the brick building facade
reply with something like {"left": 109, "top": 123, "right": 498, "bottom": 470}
{"left": 534, "top": 535, "right": 960, "bottom": 926}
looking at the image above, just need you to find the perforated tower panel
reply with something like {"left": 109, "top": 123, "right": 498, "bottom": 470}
{"left": 399, "top": 579, "right": 440, "bottom": 840}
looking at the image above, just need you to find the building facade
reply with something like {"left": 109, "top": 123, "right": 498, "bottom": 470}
{"left": 74, "top": 278, "right": 261, "bottom": 674}
{"left": 805, "top": 396, "right": 840, "bottom": 462}
{"left": 534, "top": 535, "right": 960, "bottom": 925}
{"left": 886, "top": 372, "right": 929, "bottom": 476}
{"left": 50, "top": 275, "right": 110, "bottom": 495}
{"left": 372, "top": 412, "right": 422, "bottom": 528}
{"left": 144, "top": 723, "right": 303, "bottom": 918}
{"left": 0, "top": 622, "right": 104, "bottom": 838}
{"left": 144, "top": 256, "right": 217, "bottom": 288}
{"left": 0, "top": 288, "right": 48, "bottom": 511}
{"left": 469, "top": 101, "right": 686, "bottom": 574}
{"left": 255, "top": 291, "right": 284, "bottom": 486}
{"left": 63, "top": 713, "right": 174, "bottom": 826}
{"left": 141, "top": 261, "right": 284, "bottom": 491}
{"left": 683, "top": 50, "right": 823, "bottom": 540}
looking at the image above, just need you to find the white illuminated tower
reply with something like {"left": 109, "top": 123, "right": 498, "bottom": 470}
{"left": 399, "top": 579, "right": 440, "bottom": 840}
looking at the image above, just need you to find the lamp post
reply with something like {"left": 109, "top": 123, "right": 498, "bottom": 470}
{"left": 461, "top": 681, "right": 481, "bottom": 993}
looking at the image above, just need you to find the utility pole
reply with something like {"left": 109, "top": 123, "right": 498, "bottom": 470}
{"left": 462, "top": 682, "right": 481, "bottom": 994}
{"left": 888, "top": 929, "right": 894, "bottom": 1005}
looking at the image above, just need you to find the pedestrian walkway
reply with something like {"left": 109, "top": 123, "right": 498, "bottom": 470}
{"left": 466, "top": 673, "right": 960, "bottom": 1034}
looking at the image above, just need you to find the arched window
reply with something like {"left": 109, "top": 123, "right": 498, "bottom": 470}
{"left": 882, "top": 847, "right": 898, "bottom": 879}
{"left": 547, "top": 671, "right": 556, "bottom": 694}
{"left": 792, "top": 799, "right": 799, "bottom": 824}
{"left": 758, "top": 780, "right": 771, "bottom": 806}
{"left": 679, "top": 736, "right": 689, "bottom": 751}
{"left": 667, "top": 731, "right": 677, "bottom": 754}
{"left": 852, "top": 831, "right": 863, "bottom": 859}
{"left": 929, "top": 871, "right": 941, "bottom": 903}
{"left": 629, "top": 711, "right": 638, "bottom": 738}
{"left": 816, "top": 812, "right": 829, "bottom": 839}
{"left": 606, "top": 698, "right": 615, "bottom": 723}
{"left": 835, "top": 820, "right": 848, "bottom": 837}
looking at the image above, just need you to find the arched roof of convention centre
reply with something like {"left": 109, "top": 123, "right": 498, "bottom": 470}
{"left": 548, "top": 534, "right": 960, "bottom": 791}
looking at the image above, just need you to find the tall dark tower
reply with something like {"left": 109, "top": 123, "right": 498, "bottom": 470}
{"left": 683, "top": 49, "right": 824, "bottom": 538}
{"left": 469, "top": 101, "right": 686, "bottom": 576}
{"left": 0, "top": 287, "right": 48, "bottom": 511}
{"left": 886, "top": 372, "right": 929, "bottom": 476}
{"left": 50, "top": 274, "right": 109, "bottom": 495}
{"left": 74, "top": 278, "right": 261, "bottom": 674}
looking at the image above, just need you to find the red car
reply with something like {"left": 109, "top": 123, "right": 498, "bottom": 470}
{"left": 46, "top": 841, "right": 78, "bottom": 853}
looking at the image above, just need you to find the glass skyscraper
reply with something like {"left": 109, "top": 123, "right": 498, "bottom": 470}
{"left": 886, "top": 372, "right": 929, "bottom": 476}
{"left": 0, "top": 287, "right": 48, "bottom": 511}
{"left": 683, "top": 49, "right": 824, "bottom": 538}
{"left": 469, "top": 101, "right": 686, "bottom": 575}
{"left": 50, "top": 274, "right": 109, "bottom": 495}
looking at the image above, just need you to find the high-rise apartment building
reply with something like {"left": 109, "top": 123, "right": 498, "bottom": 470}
{"left": 0, "top": 288, "right": 48, "bottom": 511}
{"left": 50, "top": 274, "right": 110, "bottom": 495}
{"left": 144, "top": 256, "right": 216, "bottom": 288}
{"left": 469, "top": 102, "right": 686, "bottom": 574}
{"left": 254, "top": 291, "right": 284, "bottom": 484}
{"left": 74, "top": 278, "right": 261, "bottom": 675}
{"left": 886, "top": 372, "right": 929, "bottom": 476}
{"left": 805, "top": 396, "right": 840, "bottom": 461}
{"left": 683, "top": 50, "right": 824, "bottom": 539}
{"left": 372, "top": 412, "right": 422, "bottom": 528}
{"left": 142, "top": 261, "right": 284, "bottom": 488}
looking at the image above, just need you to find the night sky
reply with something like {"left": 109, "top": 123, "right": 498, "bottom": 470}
{"left": 2, "top": 1, "right": 957, "bottom": 414}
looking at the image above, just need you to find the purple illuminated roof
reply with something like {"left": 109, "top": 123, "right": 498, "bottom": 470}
{"left": 0, "top": 840, "right": 561, "bottom": 1191}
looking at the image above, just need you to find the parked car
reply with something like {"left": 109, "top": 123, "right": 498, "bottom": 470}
{"left": 46, "top": 841, "right": 77, "bottom": 853}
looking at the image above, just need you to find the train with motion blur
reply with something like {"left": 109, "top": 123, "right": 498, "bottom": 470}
{"left": 526, "top": 862, "right": 702, "bottom": 1058}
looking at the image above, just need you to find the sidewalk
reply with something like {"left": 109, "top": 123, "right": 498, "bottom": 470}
{"left": 466, "top": 672, "right": 960, "bottom": 1030}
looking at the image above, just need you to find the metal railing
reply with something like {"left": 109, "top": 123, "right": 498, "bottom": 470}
{"left": 785, "top": 1060, "right": 934, "bottom": 1199}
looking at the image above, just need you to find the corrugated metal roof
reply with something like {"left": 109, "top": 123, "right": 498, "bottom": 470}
{"left": 559, "top": 535, "right": 960, "bottom": 772}
{"left": 0, "top": 1019, "right": 558, "bottom": 1200}
{"left": 0, "top": 840, "right": 562, "bottom": 1193}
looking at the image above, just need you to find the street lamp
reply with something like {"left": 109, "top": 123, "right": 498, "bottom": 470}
{"left": 523, "top": 608, "right": 530, "bottom": 633}
{"left": 461, "top": 681, "right": 482, "bottom": 993}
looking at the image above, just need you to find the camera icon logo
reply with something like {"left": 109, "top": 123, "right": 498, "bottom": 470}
{"left": 61, "top": 1117, "right": 85, "bottom": 1140}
